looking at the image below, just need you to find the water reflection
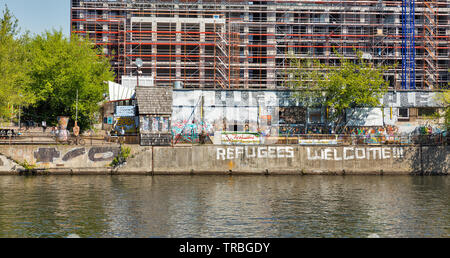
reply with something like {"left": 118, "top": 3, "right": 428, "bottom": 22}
{"left": 0, "top": 175, "right": 448, "bottom": 238}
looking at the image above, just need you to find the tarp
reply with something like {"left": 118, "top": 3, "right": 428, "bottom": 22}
{"left": 108, "top": 76, "right": 154, "bottom": 102}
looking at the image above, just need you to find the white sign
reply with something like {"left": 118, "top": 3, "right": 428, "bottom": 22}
{"left": 115, "top": 106, "right": 135, "bottom": 117}
{"left": 221, "top": 133, "right": 260, "bottom": 145}
{"left": 299, "top": 139, "right": 338, "bottom": 145}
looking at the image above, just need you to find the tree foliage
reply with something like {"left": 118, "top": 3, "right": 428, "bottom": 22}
{"left": 286, "top": 51, "right": 390, "bottom": 133}
{"left": 0, "top": 6, "right": 34, "bottom": 122}
{"left": 0, "top": 6, "right": 115, "bottom": 130}
{"left": 24, "top": 31, "right": 115, "bottom": 130}
{"left": 437, "top": 90, "right": 450, "bottom": 129}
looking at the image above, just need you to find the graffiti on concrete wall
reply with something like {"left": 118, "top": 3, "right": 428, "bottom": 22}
{"left": 88, "top": 147, "right": 120, "bottom": 162}
{"left": 33, "top": 147, "right": 120, "bottom": 164}
{"left": 171, "top": 119, "right": 213, "bottom": 143}
{"left": 215, "top": 146, "right": 405, "bottom": 161}
{"left": 306, "top": 147, "right": 404, "bottom": 161}
{"left": 216, "top": 146, "right": 295, "bottom": 160}
{"left": 34, "top": 148, "right": 61, "bottom": 163}
{"left": 62, "top": 148, "right": 86, "bottom": 162}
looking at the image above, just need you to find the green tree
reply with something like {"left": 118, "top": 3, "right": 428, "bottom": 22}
{"left": 286, "top": 51, "right": 390, "bottom": 133}
{"left": 0, "top": 6, "right": 34, "bottom": 122}
{"left": 25, "top": 31, "right": 114, "bottom": 130}
{"left": 437, "top": 90, "right": 450, "bottom": 129}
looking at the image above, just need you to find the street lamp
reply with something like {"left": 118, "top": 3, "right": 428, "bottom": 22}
{"left": 19, "top": 94, "right": 23, "bottom": 130}
{"left": 135, "top": 58, "right": 143, "bottom": 88}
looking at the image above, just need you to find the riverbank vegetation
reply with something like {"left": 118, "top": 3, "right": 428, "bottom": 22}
{"left": 110, "top": 146, "right": 132, "bottom": 168}
{"left": 0, "top": 6, "right": 114, "bottom": 130}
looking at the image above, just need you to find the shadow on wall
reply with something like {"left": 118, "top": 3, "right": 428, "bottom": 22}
{"left": 409, "top": 145, "right": 449, "bottom": 175}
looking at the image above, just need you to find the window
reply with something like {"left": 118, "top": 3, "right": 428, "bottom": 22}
{"left": 398, "top": 108, "right": 409, "bottom": 120}
{"left": 418, "top": 107, "right": 438, "bottom": 118}
{"left": 279, "top": 107, "right": 306, "bottom": 125}
{"left": 308, "top": 108, "right": 323, "bottom": 124}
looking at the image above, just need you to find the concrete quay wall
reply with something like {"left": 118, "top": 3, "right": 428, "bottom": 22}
{"left": 150, "top": 145, "right": 448, "bottom": 175}
{"left": 0, "top": 145, "right": 122, "bottom": 175}
{"left": 0, "top": 145, "right": 448, "bottom": 175}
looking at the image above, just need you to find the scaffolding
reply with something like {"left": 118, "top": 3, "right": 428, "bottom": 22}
{"left": 421, "top": 0, "right": 438, "bottom": 89}
{"left": 402, "top": 0, "right": 416, "bottom": 89}
{"left": 71, "top": 0, "right": 450, "bottom": 90}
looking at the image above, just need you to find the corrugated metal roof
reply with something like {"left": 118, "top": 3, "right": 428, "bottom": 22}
{"left": 136, "top": 87, "right": 173, "bottom": 115}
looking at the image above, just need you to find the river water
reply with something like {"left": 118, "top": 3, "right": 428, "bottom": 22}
{"left": 0, "top": 175, "right": 448, "bottom": 238}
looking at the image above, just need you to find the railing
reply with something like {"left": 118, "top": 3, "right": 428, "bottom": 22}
{"left": 1, "top": 131, "right": 447, "bottom": 146}
{"left": 0, "top": 132, "right": 139, "bottom": 146}
{"left": 174, "top": 133, "right": 448, "bottom": 146}
{"left": 268, "top": 134, "right": 448, "bottom": 146}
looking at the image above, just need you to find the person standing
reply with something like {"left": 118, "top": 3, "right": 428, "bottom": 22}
{"left": 42, "top": 121, "right": 47, "bottom": 133}
{"left": 120, "top": 127, "right": 126, "bottom": 144}
{"left": 73, "top": 121, "right": 80, "bottom": 137}
{"left": 73, "top": 121, "right": 80, "bottom": 145}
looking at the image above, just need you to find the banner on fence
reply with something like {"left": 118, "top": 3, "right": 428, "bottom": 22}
{"left": 221, "top": 132, "right": 260, "bottom": 145}
{"left": 298, "top": 138, "right": 338, "bottom": 145}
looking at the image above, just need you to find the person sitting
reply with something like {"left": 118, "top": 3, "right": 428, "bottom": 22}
{"left": 50, "top": 126, "right": 56, "bottom": 135}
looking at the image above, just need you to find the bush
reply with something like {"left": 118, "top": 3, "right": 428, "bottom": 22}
{"left": 110, "top": 146, "right": 131, "bottom": 168}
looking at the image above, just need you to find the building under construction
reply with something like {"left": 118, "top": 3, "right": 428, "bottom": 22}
{"left": 70, "top": 0, "right": 450, "bottom": 90}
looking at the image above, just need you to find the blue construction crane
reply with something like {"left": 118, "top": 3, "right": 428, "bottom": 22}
{"left": 401, "top": 0, "right": 416, "bottom": 89}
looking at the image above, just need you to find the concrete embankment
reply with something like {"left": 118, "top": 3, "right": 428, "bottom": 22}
{"left": 0, "top": 145, "right": 448, "bottom": 175}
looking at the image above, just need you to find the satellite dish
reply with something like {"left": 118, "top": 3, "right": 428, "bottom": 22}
{"left": 135, "top": 58, "right": 143, "bottom": 68}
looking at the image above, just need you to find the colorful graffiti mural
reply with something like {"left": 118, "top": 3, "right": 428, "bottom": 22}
{"left": 114, "top": 117, "right": 139, "bottom": 134}
{"left": 171, "top": 120, "right": 213, "bottom": 143}
{"left": 413, "top": 123, "right": 444, "bottom": 136}
{"left": 345, "top": 126, "right": 401, "bottom": 144}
